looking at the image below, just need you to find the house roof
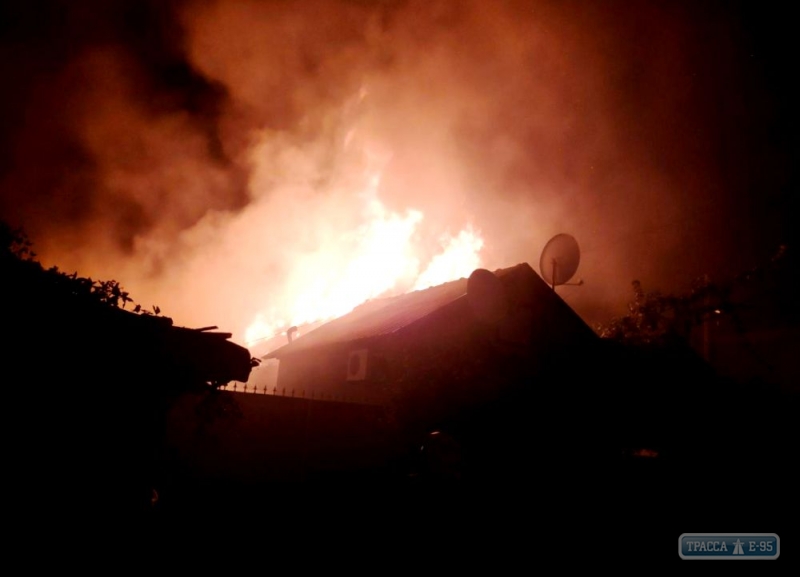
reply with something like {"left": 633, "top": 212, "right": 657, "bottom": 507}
{"left": 265, "top": 263, "right": 592, "bottom": 359}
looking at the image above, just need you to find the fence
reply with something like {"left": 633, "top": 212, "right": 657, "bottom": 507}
{"left": 218, "top": 381, "right": 382, "bottom": 405}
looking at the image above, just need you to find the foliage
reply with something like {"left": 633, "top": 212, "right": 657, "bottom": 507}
{"left": 596, "top": 245, "right": 789, "bottom": 346}
{"left": 596, "top": 279, "right": 709, "bottom": 345}
{"left": 1, "top": 220, "right": 159, "bottom": 316}
{"left": 0, "top": 221, "right": 36, "bottom": 261}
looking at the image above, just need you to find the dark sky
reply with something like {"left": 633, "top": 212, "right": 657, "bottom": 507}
{"left": 0, "top": 0, "right": 796, "bottom": 341}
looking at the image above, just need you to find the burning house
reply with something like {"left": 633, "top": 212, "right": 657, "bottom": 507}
{"left": 263, "top": 263, "right": 601, "bottom": 417}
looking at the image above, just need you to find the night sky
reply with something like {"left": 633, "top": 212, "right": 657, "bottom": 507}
{"left": 1, "top": 0, "right": 796, "bottom": 340}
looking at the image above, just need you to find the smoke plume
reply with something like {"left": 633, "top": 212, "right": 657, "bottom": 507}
{"left": 0, "top": 0, "right": 792, "bottom": 344}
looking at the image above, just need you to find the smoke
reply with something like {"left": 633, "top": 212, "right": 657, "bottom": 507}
{"left": 0, "top": 0, "right": 791, "bottom": 342}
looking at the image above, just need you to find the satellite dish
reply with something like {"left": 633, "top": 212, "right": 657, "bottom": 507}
{"left": 467, "top": 268, "right": 508, "bottom": 323}
{"left": 539, "top": 233, "right": 581, "bottom": 289}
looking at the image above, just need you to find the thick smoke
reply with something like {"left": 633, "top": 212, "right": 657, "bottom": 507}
{"left": 0, "top": 0, "right": 792, "bottom": 343}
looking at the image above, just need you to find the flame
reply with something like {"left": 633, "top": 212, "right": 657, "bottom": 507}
{"left": 244, "top": 198, "right": 483, "bottom": 347}
{"left": 244, "top": 109, "right": 484, "bottom": 348}
{"left": 413, "top": 227, "right": 484, "bottom": 291}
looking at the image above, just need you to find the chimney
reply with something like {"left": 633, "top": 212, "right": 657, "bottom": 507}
{"left": 287, "top": 326, "right": 298, "bottom": 343}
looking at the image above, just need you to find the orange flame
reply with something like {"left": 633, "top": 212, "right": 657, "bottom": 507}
{"left": 244, "top": 199, "right": 483, "bottom": 347}
{"left": 413, "top": 226, "right": 484, "bottom": 291}
{"left": 244, "top": 106, "right": 484, "bottom": 348}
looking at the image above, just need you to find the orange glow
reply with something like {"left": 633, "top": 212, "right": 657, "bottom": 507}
{"left": 244, "top": 135, "right": 484, "bottom": 347}
{"left": 244, "top": 202, "right": 483, "bottom": 345}
{"left": 413, "top": 226, "right": 483, "bottom": 291}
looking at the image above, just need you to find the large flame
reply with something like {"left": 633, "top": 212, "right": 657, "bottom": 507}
{"left": 413, "top": 227, "right": 484, "bottom": 291}
{"left": 244, "top": 132, "right": 483, "bottom": 347}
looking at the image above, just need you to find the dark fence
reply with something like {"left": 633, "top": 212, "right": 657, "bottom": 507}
{"left": 218, "top": 381, "right": 382, "bottom": 405}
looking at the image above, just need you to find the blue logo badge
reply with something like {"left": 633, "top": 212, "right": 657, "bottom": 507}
{"left": 679, "top": 534, "right": 779, "bottom": 560}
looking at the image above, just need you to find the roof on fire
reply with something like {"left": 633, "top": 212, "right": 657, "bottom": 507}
{"left": 264, "top": 263, "right": 595, "bottom": 359}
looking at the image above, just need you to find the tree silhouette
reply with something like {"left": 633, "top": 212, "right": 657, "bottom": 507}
{"left": 596, "top": 245, "right": 789, "bottom": 348}
{"left": 0, "top": 221, "right": 161, "bottom": 315}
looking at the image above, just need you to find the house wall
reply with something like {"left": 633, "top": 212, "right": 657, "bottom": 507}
{"left": 277, "top": 343, "right": 387, "bottom": 404}
{"left": 273, "top": 296, "right": 485, "bottom": 405}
